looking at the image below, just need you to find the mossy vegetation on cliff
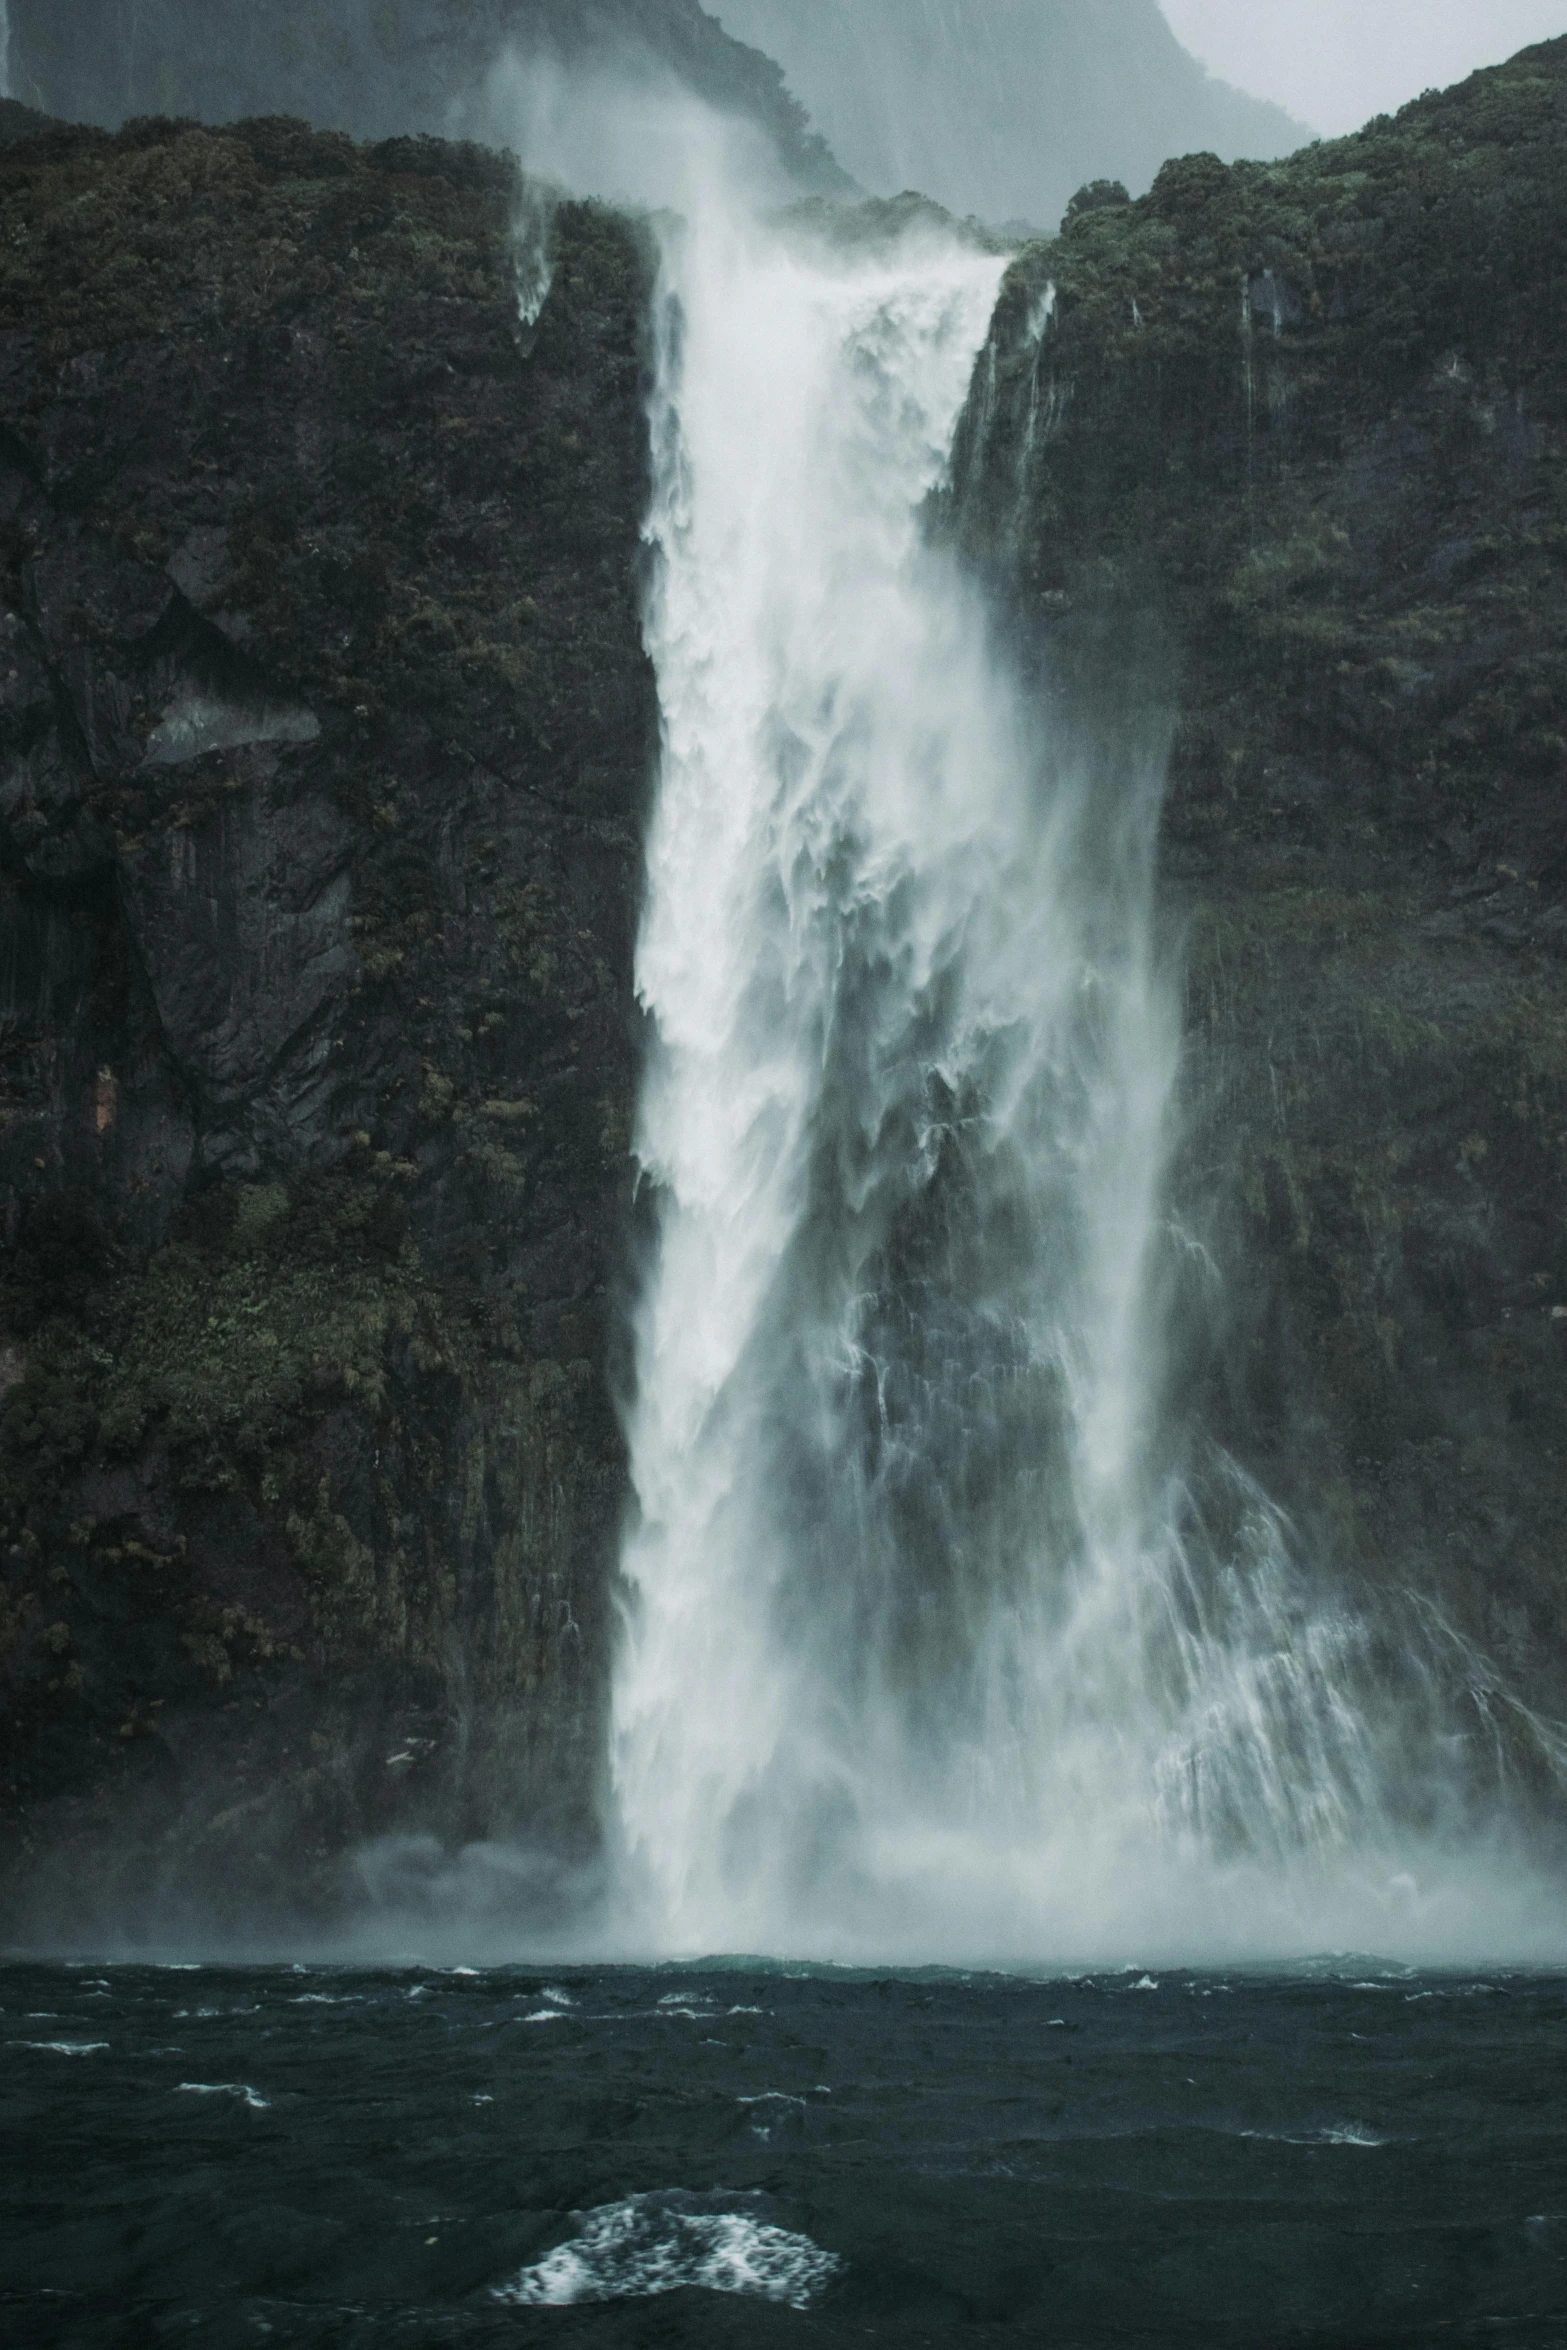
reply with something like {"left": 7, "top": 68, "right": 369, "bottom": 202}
{"left": 0, "top": 110, "right": 653, "bottom": 1930}
{"left": 952, "top": 40, "right": 1567, "bottom": 1697}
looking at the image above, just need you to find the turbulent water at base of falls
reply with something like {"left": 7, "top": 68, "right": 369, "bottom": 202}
{"left": 483, "top": 79, "right": 1567, "bottom": 1968}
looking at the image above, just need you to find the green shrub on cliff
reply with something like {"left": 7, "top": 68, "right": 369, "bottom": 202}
{"left": 0, "top": 110, "right": 650, "bottom": 1908}
{"left": 949, "top": 40, "right": 1567, "bottom": 1690}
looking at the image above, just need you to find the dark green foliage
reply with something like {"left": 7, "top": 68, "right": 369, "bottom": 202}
{"left": 1062, "top": 179, "right": 1130, "bottom": 227}
{"left": 951, "top": 40, "right": 1567, "bottom": 1696}
{"left": 0, "top": 1197, "right": 115, "bottom": 1337}
{"left": 0, "top": 113, "right": 653, "bottom": 1930}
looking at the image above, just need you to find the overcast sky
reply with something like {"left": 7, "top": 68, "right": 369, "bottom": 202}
{"left": 1158, "top": 0, "right": 1567, "bottom": 135}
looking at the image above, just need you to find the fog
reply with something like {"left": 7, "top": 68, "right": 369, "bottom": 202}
{"left": 714, "top": 0, "right": 1306, "bottom": 230}
{"left": 1161, "top": 0, "right": 1567, "bottom": 136}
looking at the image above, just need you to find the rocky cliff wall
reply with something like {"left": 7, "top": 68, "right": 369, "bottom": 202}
{"left": 0, "top": 112, "right": 654, "bottom": 1938}
{"left": 952, "top": 40, "right": 1567, "bottom": 1726}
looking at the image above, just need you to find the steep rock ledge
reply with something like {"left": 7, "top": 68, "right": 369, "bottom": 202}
{"left": 953, "top": 41, "right": 1567, "bottom": 1715}
{"left": 0, "top": 114, "right": 654, "bottom": 1936}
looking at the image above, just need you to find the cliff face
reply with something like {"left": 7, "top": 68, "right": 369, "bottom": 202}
{"left": 0, "top": 113, "right": 653, "bottom": 1935}
{"left": 6, "top": 0, "right": 846, "bottom": 192}
{"left": 953, "top": 42, "right": 1567, "bottom": 1714}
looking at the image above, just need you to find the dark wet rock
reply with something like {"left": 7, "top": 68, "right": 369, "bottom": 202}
{"left": 951, "top": 40, "right": 1567, "bottom": 1713}
{"left": 0, "top": 115, "right": 654, "bottom": 1939}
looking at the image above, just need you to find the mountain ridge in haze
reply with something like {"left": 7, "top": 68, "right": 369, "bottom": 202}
{"left": 715, "top": 0, "right": 1313, "bottom": 228}
{"left": 14, "top": 0, "right": 1311, "bottom": 227}
{"left": 4, "top": 0, "right": 848, "bottom": 188}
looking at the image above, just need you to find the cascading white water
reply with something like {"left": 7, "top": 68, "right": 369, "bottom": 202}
{"left": 619, "top": 203, "right": 1071, "bottom": 1951}
{"left": 609, "top": 159, "right": 1567, "bottom": 1967}
{"left": 480, "top": 72, "right": 1567, "bottom": 1964}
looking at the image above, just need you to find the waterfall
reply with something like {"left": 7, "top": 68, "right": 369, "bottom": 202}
{"left": 482, "top": 75, "right": 1567, "bottom": 1964}
{"left": 610, "top": 179, "right": 1567, "bottom": 1967}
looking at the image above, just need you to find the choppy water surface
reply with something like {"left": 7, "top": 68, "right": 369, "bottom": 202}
{"left": 3, "top": 1960, "right": 1566, "bottom": 2346}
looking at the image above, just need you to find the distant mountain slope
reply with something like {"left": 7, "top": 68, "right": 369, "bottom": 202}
{"left": 6, "top": 0, "right": 846, "bottom": 188}
{"left": 714, "top": 0, "right": 1311, "bottom": 227}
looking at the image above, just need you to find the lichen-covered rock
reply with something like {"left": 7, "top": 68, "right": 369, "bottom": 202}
{"left": 951, "top": 41, "right": 1567, "bottom": 1708}
{"left": 0, "top": 112, "right": 654, "bottom": 1937}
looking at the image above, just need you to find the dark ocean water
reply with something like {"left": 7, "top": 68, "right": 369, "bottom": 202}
{"left": 2, "top": 1958, "right": 1566, "bottom": 2348}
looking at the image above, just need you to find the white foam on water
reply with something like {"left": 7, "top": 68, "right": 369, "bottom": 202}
{"left": 1405, "top": 1983, "right": 1501, "bottom": 2001}
{"left": 492, "top": 2193, "right": 842, "bottom": 2311}
{"left": 1239, "top": 2121, "right": 1389, "bottom": 2149}
{"left": 739, "top": 2091, "right": 809, "bottom": 2139}
{"left": 175, "top": 2082, "right": 270, "bottom": 2110}
{"left": 9, "top": 2039, "right": 108, "bottom": 2056}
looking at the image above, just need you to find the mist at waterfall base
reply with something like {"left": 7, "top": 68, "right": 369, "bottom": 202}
{"left": 363, "top": 66, "right": 1567, "bottom": 1980}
